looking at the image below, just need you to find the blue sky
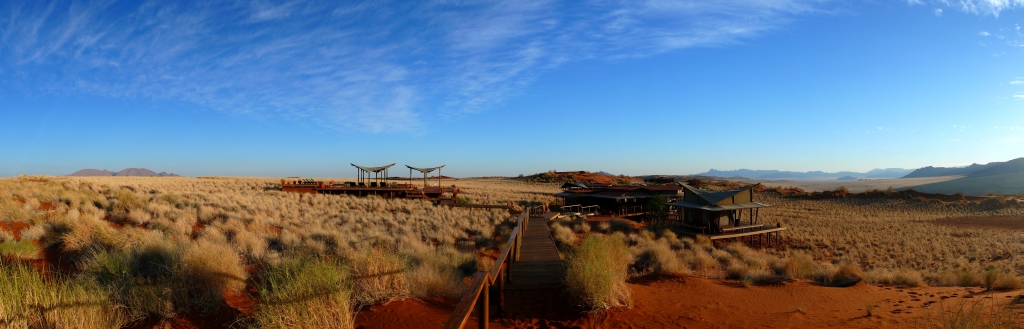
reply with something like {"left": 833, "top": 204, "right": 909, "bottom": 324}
{"left": 1, "top": 0, "right": 1022, "bottom": 177}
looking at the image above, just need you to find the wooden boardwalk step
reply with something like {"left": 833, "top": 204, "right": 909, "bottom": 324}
{"left": 505, "top": 215, "right": 564, "bottom": 291}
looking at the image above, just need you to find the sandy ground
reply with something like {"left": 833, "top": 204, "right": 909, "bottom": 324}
{"left": 726, "top": 176, "right": 962, "bottom": 193}
{"left": 354, "top": 275, "right": 1023, "bottom": 329}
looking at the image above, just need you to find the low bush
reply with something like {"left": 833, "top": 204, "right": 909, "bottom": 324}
{"left": 565, "top": 235, "right": 632, "bottom": 312}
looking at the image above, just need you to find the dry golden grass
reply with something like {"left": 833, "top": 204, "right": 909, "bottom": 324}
{"left": 756, "top": 192, "right": 1023, "bottom": 281}
{"left": 0, "top": 175, "right": 558, "bottom": 325}
{"left": 2, "top": 174, "right": 1021, "bottom": 326}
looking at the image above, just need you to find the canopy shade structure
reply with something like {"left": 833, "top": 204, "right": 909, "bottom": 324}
{"left": 406, "top": 165, "right": 444, "bottom": 173}
{"left": 351, "top": 163, "right": 396, "bottom": 185}
{"left": 352, "top": 163, "right": 395, "bottom": 173}
{"left": 406, "top": 165, "right": 446, "bottom": 188}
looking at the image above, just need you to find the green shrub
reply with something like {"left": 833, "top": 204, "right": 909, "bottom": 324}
{"left": 0, "top": 240, "right": 41, "bottom": 259}
{"left": 252, "top": 257, "right": 354, "bottom": 328}
{"left": 565, "top": 235, "right": 632, "bottom": 312}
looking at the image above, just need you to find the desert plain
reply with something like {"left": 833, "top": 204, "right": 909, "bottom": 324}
{"left": 0, "top": 174, "right": 1021, "bottom": 328}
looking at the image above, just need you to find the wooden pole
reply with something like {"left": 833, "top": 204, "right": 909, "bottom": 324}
{"left": 497, "top": 268, "right": 505, "bottom": 317}
{"left": 478, "top": 282, "right": 489, "bottom": 329}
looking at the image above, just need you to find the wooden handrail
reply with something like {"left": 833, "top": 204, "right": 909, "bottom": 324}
{"left": 443, "top": 207, "right": 532, "bottom": 329}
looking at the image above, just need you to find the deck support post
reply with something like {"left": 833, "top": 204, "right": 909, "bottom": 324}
{"left": 478, "top": 282, "right": 489, "bottom": 329}
{"left": 496, "top": 269, "right": 505, "bottom": 317}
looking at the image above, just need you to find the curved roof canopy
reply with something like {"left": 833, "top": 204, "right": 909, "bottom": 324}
{"left": 406, "top": 165, "right": 445, "bottom": 174}
{"left": 351, "top": 163, "right": 396, "bottom": 173}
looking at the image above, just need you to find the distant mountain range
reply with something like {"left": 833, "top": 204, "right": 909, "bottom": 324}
{"left": 901, "top": 158, "right": 1024, "bottom": 178}
{"left": 900, "top": 158, "right": 1024, "bottom": 196}
{"left": 697, "top": 168, "right": 913, "bottom": 180}
{"left": 68, "top": 168, "right": 180, "bottom": 177}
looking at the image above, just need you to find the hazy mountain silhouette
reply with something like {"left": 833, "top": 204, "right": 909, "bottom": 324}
{"left": 698, "top": 168, "right": 912, "bottom": 179}
{"left": 68, "top": 169, "right": 115, "bottom": 176}
{"left": 903, "top": 158, "right": 1024, "bottom": 196}
{"left": 901, "top": 158, "right": 1024, "bottom": 178}
{"left": 68, "top": 168, "right": 180, "bottom": 177}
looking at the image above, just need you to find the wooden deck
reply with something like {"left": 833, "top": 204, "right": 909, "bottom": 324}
{"left": 709, "top": 226, "right": 786, "bottom": 240}
{"left": 505, "top": 212, "right": 563, "bottom": 290}
{"left": 677, "top": 224, "right": 787, "bottom": 247}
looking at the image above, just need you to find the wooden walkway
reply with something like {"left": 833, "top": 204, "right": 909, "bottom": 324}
{"left": 505, "top": 212, "right": 563, "bottom": 290}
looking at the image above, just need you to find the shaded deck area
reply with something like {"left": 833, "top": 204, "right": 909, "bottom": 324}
{"left": 677, "top": 223, "right": 786, "bottom": 247}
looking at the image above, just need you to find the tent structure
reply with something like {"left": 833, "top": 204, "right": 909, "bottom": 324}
{"left": 406, "top": 165, "right": 445, "bottom": 188}
{"left": 351, "top": 163, "right": 395, "bottom": 187}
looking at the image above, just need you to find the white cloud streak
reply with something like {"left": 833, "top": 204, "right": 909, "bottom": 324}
{"left": 1, "top": 0, "right": 830, "bottom": 132}
{"left": 945, "top": 0, "right": 1023, "bottom": 16}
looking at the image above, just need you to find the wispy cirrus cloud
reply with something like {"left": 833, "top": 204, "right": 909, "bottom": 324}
{"left": 906, "top": 0, "right": 1024, "bottom": 16}
{"left": 1, "top": 0, "right": 831, "bottom": 132}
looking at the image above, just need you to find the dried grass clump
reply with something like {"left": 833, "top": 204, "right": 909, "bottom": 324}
{"left": 252, "top": 257, "right": 354, "bottom": 329}
{"left": 908, "top": 298, "right": 1020, "bottom": 329}
{"left": 83, "top": 240, "right": 179, "bottom": 318}
{"left": 108, "top": 189, "right": 147, "bottom": 221}
{"left": 865, "top": 268, "right": 925, "bottom": 287}
{"left": 550, "top": 222, "right": 577, "bottom": 246}
{"left": 180, "top": 238, "right": 249, "bottom": 304}
{"left": 983, "top": 269, "right": 1021, "bottom": 291}
{"left": 19, "top": 225, "right": 47, "bottom": 241}
{"left": 0, "top": 260, "right": 132, "bottom": 329}
{"left": 352, "top": 248, "right": 409, "bottom": 306}
{"left": 403, "top": 244, "right": 473, "bottom": 299}
{"left": 632, "top": 238, "right": 687, "bottom": 276}
{"left": 565, "top": 235, "right": 632, "bottom": 312}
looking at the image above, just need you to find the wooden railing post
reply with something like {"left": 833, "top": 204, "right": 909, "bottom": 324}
{"left": 496, "top": 268, "right": 505, "bottom": 317}
{"left": 515, "top": 226, "right": 522, "bottom": 261}
{"left": 478, "top": 281, "right": 489, "bottom": 329}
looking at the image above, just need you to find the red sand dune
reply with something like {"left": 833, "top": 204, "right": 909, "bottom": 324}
{"left": 607, "top": 275, "right": 1022, "bottom": 329}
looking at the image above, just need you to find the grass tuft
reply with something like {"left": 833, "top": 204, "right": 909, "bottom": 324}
{"left": 352, "top": 248, "right": 409, "bottom": 306}
{"left": 251, "top": 256, "right": 354, "bottom": 329}
{"left": 0, "top": 240, "right": 41, "bottom": 259}
{"left": 0, "top": 260, "right": 132, "bottom": 328}
{"left": 565, "top": 235, "right": 632, "bottom": 312}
